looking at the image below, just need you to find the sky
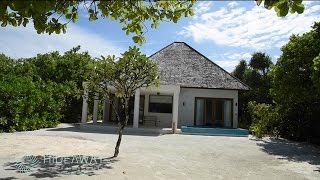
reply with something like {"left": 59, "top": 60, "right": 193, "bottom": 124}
{"left": 0, "top": 1, "right": 320, "bottom": 72}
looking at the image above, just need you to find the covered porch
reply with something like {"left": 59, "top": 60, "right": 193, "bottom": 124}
{"left": 81, "top": 83, "right": 180, "bottom": 132}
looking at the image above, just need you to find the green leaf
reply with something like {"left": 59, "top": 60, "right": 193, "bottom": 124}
{"left": 10, "top": 19, "right": 17, "bottom": 27}
{"left": 89, "top": 14, "right": 98, "bottom": 21}
{"left": 172, "top": 16, "right": 178, "bottom": 23}
{"left": 52, "top": 18, "right": 58, "bottom": 23}
{"left": 72, "top": 13, "right": 79, "bottom": 22}
{"left": 1, "top": 21, "right": 7, "bottom": 27}
{"left": 293, "top": 0, "right": 303, "bottom": 4}
{"left": 9, "top": 12, "right": 16, "bottom": 17}
{"left": 55, "top": 27, "right": 61, "bottom": 34}
{"left": 256, "top": 0, "right": 263, "bottom": 6}
{"left": 189, "top": 9, "right": 194, "bottom": 16}
{"left": 132, "top": 36, "right": 139, "bottom": 44}
{"left": 65, "top": 13, "right": 72, "bottom": 19}
{"left": 63, "top": 8, "right": 69, "bottom": 14}
{"left": 22, "top": 18, "right": 28, "bottom": 27}
{"left": 17, "top": 17, "right": 23, "bottom": 26}
{"left": 62, "top": 26, "right": 66, "bottom": 34}
{"left": 295, "top": 3, "right": 304, "bottom": 14}
{"left": 275, "top": 1, "right": 289, "bottom": 17}
{"left": 72, "top": 6, "right": 77, "bottom": 12}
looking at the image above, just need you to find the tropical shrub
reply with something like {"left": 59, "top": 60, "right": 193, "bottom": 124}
{"left": 0, "top": 73, "right": 64, "bottom": 132}
{"left": 12, "top": 47, "right": 94, "bottom": 123}
{"left": 248, "top": 101, "right": 278, "bottom": 138}
{"left": 0, "top": 47, "right": 94, "bottom": 132}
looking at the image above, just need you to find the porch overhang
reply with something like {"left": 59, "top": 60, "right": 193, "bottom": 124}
{"left": 81, "top": 83, "right": 181, "bottom": 133}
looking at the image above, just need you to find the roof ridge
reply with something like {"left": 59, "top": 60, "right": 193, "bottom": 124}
{"left": 148, "top": 41, "right": 189, "bottom": 58}
{"left": 173, "top": 41, "right": 186, "bottom": 43}
{"left": 148, "top": 42, "right": 175, "bottom": 58}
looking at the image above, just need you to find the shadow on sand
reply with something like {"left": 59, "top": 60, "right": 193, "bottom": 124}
{"left": 0, "top": 177, "right": 17, "bottom": 180}
{"left": 3, "top": 155, "right": 118, "bottom": 178}
{"left": 254, "top": 138, "right": 320, "bottom": 172}
{"left": 46, "top": 124, "right": 162, "bottom": 137}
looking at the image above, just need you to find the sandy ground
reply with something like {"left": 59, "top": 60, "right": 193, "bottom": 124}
{"left": 0, "top": 124, "right": 319, "bottom": 180}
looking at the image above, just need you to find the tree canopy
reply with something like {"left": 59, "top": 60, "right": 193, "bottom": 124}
{"left": 92, "top": 46, "right": 159, "bottom": 99}
{"left": 313, "top": 53, "right": 320, "bottom": 92}
{"left": 233, "top": 60, "right": 247, "bottom": 81}
{"left": 271, "top": 22, "right": 320, "bottom": 107}
{"left": 232, "top": 52, "right": 273, "bottom": 128}
{"left": 249, "top": 52, "right": 272, "bottom": 75}
{"left": 269, "top": 22, "right": 320, "bottom": 140}
{"left": 242, "top": 22, "right": 320, "bottom": 141}
{"left": 0, "top": 0, "right": 195, "bottom": 44}
{"left": 90, "top": 46, "right": 159, "bottom": 157}
{"left": 0, "top": 0, "right": 307, "bottom": 44}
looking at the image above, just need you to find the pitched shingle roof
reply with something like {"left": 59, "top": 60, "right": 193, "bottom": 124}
{"left": 149, "top": 42, "right": 249, "bottom": 90}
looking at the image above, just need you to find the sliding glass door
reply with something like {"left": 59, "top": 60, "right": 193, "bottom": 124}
{"left": 195, "top": 98, "right": 204, "bottom": 126}
{"left": 194, "top": 98, "right": 233, "bottom": 128}
{"left": 224, "top": 100, "right": 232, "bottom": 127}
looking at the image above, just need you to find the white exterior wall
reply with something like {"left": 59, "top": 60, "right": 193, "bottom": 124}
{"left": 143, "top": 94, "right": 173, "bottom": 128}
{"left": 140, "top": 85, "right": 180, "bottom": 128}
{"left": 83, "top": 82, "right": 239, "bottom": 129}
{"left": 178, "top": 88, "right": 239, "bottom": 128}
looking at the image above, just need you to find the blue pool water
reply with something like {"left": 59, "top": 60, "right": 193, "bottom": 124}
{"left": 181, "top": 126, "right": 249, "bottom": 136}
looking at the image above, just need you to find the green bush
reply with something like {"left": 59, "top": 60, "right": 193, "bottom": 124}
{"left": 0, "top": 74, "right": 64, "bottom": 132}
{"left": 248, "top": 101, "right": 278, "bottom": 138}
{"left": 17, "top": 47, "right": 94, "bottom": 123}
{"left": 0, "top": 47, "right": 94, "bottom": 132}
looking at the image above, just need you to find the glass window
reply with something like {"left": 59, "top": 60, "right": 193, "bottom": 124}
{"left": 149, "top": 95, "right": 173, "bottom": 113}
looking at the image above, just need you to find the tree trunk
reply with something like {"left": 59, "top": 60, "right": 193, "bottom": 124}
{"left": 114, "top": 123, "right": 125, "bottom": 157}
{"left": 114, "top": 98, "right": 129, "bottom": 157}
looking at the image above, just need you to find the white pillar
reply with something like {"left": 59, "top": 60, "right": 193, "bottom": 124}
{"left": 81, "top": 82, "right": 89, "bottom": 124}
{"left": 102, "top": 99, "right": 110, "bottom": 123}
{"left": 172, "top": 91, "right": 180, "bottom": 133}
{"left": 133, "top": 89, "right": 140, "bottom": 128}
{"left": 93, "top": 92, "right": 99, "bottom": 124}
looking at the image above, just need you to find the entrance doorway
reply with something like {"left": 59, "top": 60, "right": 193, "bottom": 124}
{"left": 194, "top": 98, "right": 233, "bottom": 128}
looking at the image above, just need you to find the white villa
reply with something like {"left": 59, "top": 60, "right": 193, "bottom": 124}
{"left": 81, "top": 42, "right": 249, "bottom": 132}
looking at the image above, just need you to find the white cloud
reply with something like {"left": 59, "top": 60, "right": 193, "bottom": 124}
{"left": 304, "top": 1, "right": 317, "bottom": 7}
{"left": 228, "top": 2, "right": 239, "bottom": 8}
{"left": 193, "top": 1, "right": 213, "bottom": 20}
{"left": 0, "top": 24, "right": 123, "bottom": 58}
{"left": 208, "top": 52, "right": 252, "bottom": 72}
{"left": 179, "top": 3, "right": 320, "bottom": 50}
{"left": 214, "top": 60, "right": 240, "bottom": 72}
{"left": 224, "top": 52, "right": 251, "bottom": 60}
